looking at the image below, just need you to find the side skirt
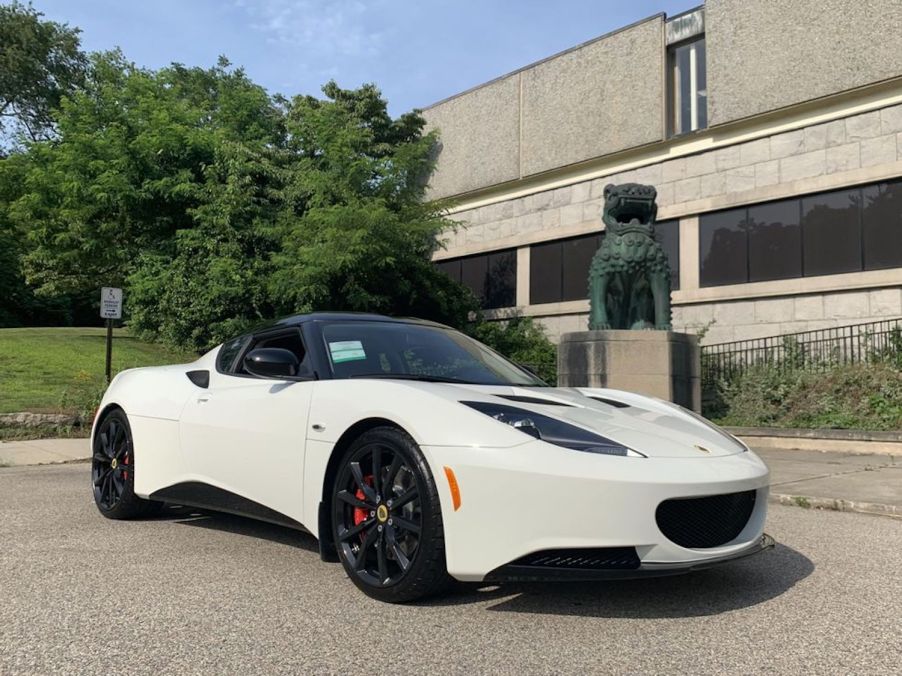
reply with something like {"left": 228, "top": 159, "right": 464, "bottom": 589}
{"left": 149, "top": 481, "right": 310, "bottom": 534}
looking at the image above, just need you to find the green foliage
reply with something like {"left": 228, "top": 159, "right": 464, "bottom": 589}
{"left": 469, "top": 316, "right": 557, "bottom": 384}
{"left": 2, "top": 38, "right": 548, "bottom": 373}
{"left": 0, "top": 327, "right": 195, "bottom": 414}
{"left": 708, "top": 362, "right": 902, "bottom": 431}
{"left": 10, "top": 58, "right": 476, "bottom": 349}
{"left": 0, "top": 1, "right": 86, "bottom": 148}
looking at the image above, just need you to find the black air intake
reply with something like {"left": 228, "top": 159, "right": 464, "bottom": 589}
{"left": 509, "top": 547, "right": 640, "bottom": 570}
{"left": 656, "top": 490, "right": 756, "bottom": 549}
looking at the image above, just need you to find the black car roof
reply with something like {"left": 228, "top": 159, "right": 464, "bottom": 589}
{"left": 273, "top": 312, "right": 452, "bottom": 330}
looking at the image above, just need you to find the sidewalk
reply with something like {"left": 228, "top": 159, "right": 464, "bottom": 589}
{"left": 0, "top": 438, "right": 89, "bottom": 466}
{"left": 756, "top": 447, "right": 901, "bottom": 518}
{"left": 0, "top": 438, "right": 898, "bottom": 517}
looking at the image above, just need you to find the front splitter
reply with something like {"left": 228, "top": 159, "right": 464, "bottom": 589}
{"left": 484, "top": 534, "right": 776, "bottom": 582}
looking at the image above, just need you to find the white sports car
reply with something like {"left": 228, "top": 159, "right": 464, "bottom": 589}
{"left": 91, "top": 312, "right": 773, "bottom": 602}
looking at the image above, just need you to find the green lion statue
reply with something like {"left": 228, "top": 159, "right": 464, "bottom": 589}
{"left": 587, "top": 183, "right": 672, "bottom": 331}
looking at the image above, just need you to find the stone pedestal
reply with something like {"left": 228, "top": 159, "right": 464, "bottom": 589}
{"left": 558, "top": 330, "right": 701, "bottom": 412}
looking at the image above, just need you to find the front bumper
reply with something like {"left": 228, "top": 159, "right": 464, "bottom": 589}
{"left": 420, "top": 440, "right": 771, "bottom": 582}
{"left": 485, "top": 533, "right": 775, "bottom": 582}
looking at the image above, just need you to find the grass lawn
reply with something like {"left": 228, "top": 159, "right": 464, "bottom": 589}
{"left": 0, "top": 327, "right": 196, "bottom": 414}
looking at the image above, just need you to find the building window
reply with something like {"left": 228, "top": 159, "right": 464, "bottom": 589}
{"left": 529, "top": 223, "right": 679, "bottom": 305}
{"left": 670, "top": 37, "right": 707, "bottom": 136}
{"left": 862, "top": 181, "right": 902, "bottom": 271}
{"left": 436, "top": 249, "right": 517, "bottom": 309}
{"left": 748, "top": 199, "right": 802, "bottom": 282}
{"left": 654, "top": 220, "right": 681, "bottom": 291}
{"left": 530, "top": 234, "right": 601, "bottom": 305}
{"left": 530, "top": 238, "right": 566, "bottom": 305}
{"left": 699, "top": 207, "right": 747, "bottom": 287}
{"left": 801, "top": 188, "right": 861, "bottom": 277}
{"left": 699, "top": 177, "right": 902, "bottom": 288}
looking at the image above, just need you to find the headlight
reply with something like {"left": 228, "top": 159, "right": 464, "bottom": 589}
{"left": 461, "top": 401, "right": 646, "bottom": 457}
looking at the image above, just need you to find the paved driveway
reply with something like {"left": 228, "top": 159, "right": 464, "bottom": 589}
{"left": 1, "top": 463, "right": 899, "bottom": 674}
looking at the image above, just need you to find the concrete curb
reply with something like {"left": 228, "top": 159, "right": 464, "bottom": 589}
{"left": 770, "top": 492, "right": 901, "bottom": 519}
{"left": 728, "top": 427, "right": 902, "bottom": 456}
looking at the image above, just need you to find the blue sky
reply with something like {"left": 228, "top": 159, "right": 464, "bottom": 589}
{"left": 32, "top": 0, "right": 696, "bottom": 115}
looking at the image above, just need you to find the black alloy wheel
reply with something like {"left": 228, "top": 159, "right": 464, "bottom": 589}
{"left": 91, "top": 409, "right": 160, "bottom": 519}
{"left": 332, "top": 427, "right": 451, "bottom": 602}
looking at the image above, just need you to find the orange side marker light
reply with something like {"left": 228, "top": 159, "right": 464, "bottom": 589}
{"left": 443, "top": 466, "right": 461, "bottom": 511}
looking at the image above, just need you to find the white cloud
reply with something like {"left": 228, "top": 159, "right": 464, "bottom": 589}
{"left": 234, "top": 0, "right": 385, "bottom": 59}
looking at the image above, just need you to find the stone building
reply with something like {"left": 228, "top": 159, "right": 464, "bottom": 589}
{"left": 424, "top": 0, "right": 902, "bottom": 344}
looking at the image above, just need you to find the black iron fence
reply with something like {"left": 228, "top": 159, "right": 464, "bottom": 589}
{"left": 701, "top": 318, "right": 902, "bottom": 391}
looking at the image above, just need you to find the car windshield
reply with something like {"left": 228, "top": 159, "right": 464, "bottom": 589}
{"left": 320, "top": 321, "right": 546, "bottom": 387}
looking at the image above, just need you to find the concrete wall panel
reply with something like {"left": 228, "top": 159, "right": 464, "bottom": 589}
{"left": 423, "top": 74, "right": 520, "bottom": 199}
{"left": 520, "top": 16, "right": 665, "bottom": 177}
{"left": 707, "top": 0, "right": 902, "bottom": 126}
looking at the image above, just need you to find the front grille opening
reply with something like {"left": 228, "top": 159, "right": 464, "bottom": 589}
{"left": 656, "top": 490, "right": 756, "bottom": 549}
{"left": 510, "top": 547, "right": 640, "bottom": 570}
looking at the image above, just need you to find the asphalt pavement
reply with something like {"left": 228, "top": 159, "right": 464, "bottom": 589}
{"left": 1, "top": 463, "right": 900, "bottom": 674}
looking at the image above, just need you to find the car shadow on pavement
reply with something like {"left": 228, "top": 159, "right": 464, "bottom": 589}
{"left": 159, "top": 506, "right": 321, "bottom": 554}
{"left": 429, "top": 544, "right": 814, "bottom": 618}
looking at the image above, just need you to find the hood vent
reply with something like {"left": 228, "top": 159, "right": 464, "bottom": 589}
{"left": 495, "top": 395, "right": 574, "bottom": 407}
{"left": 586, "top": 396, "right": 630, "bottom": 409}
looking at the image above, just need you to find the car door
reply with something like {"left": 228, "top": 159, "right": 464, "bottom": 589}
{"left": 179, "top": 326, "right": 314, "bottom": 525}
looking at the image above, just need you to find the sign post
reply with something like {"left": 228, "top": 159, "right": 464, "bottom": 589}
{"left": 100, "top": 287, "right": 123, "bottom": 382}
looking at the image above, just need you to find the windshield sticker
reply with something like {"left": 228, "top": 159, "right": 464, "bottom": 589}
{"left": 329, "top": 340, "right": 367, "bottom": 363}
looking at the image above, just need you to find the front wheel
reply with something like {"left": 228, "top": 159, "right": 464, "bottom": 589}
{"left": 92, "top": 409, "right": 161, "bottom": 520}
{"left": 331, "top": 427, "right": 452, "bottom": 602}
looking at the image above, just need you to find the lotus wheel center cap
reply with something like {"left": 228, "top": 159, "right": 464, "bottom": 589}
{"left": 111, "top": 458, "right": 118, "bottom": 469}
{"left": 376, "top": 504, "right": 389, "bottom": 523}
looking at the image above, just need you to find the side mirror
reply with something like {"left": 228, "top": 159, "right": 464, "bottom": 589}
{"left": 243, "top": 348, "right": 299, "bottom": 378}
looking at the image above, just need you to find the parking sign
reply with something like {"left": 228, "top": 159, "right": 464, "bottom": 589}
{"left": 100, "top": 287, "right": 122, "bottom": 319}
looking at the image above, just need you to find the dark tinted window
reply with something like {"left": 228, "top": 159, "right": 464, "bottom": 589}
{"left": 437, "top": 249, "right": 517, "bottom": 310}
{"left": 654, "top": 220, "right": 680, "bottom": 290}
{"left": 485, "top": 250, "right": 517, "bottom": 308}
{"left": 217, "top": 335, "right": 250, "bottom": 373}
{"left": 460, "top": 255, "right": 487, "bottom": 299}
{"left": 802, "top": 188, "right": 861, "bottom": 276}
{"left": 561, "top": 234, "right": 602, "bottom": 300}
{"left": 862, "top": 180, "right": 902, "bottom": 271}
{"left": 748, "top": 199, "right": 802, "bottom": 282}
{"left": 530, "top": 240, "right": 562, "bottom": 305}
{"left": 700, "top": 207, "right": 748, "bottom": 286}
{"left": 530, "top": 233, "right": 604, "bottom": 305}
{"left": 436, "top": 259, "right": 461, "bottom": 284}
{"left": 699, "top": 179, "right": 902, "bottom": 288}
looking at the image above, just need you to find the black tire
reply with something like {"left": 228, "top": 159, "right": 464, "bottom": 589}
{"left": 331, "top": 426, "right": 452, "bottom": 603}
{"left": 91, "top": 409, "right": 162, "bottom": 520}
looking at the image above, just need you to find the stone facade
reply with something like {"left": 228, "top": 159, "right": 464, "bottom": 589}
{"left": 441, "top": 103, "right": 902, "bottom": 255}
{"left": 558, "top": 330, "right": 701, "bottom": 411}
{"left": 423, "top": 15, "right": 665, "bottom": 197}
{"left": 426, "top": 1, "right": 902, "bottom": 348}
{"left": 706, "top": 0, "right": 902, "bottom": 126}
{"left": 435, "top": 101, "right": 902, "bottom": 345}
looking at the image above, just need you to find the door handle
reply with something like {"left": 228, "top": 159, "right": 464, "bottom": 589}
{"left": 197, "top": 394, "right": 211, "bottom": 404}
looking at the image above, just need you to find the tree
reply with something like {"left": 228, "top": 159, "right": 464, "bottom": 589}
{"left": 0, "top": 1, "right": 87, "bottom": 149}
{"left": 267, "top": 82, "right": 474, "bottom": 327}
{"left": 16, "top": 63, "right": 477, "bottom": 349}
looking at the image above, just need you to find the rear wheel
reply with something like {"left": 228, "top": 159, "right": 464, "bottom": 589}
{"left": 92, "top": 409, "right": 161, "bottom": 519}
{"left": 331, "top": 427, "right": 451, "bottom": 602}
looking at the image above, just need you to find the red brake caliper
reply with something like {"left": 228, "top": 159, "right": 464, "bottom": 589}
{"left": 353, "top": 475, "right": 374, "bottom": 528}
